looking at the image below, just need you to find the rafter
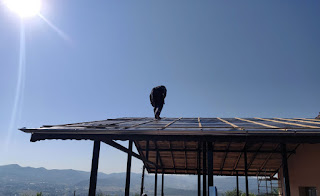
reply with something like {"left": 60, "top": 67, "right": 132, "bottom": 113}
{"left": 220, "top": 142, "right": 231, "bottom": 175}
{"left": 232, "top": 142, "right": 246, "bottom": 175}
{"left": 259, "top": 144, "right": 280, "bottom": 174}
{"left": 247, "top": 142, "right": 264, "bottom": 169}
{"left": 183, "top": 141, "right": 187, "bottom": 173}
{"left": 154, "top": 141, "right": 164, "bottom": 173}
{"left": 168, "top": 141, "right": 176, "bottom": 174}
{"left": 103, "top": 140, "right": 161, "bottom": 168}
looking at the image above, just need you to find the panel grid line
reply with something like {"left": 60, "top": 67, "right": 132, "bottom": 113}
{"left": 236, "top": 118, "right": 279, "bottom": 129}
{"left": 255, "top": 117, "right": 320, "bottom": 129}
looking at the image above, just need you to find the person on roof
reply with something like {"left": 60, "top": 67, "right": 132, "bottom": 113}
{"left": 150, "top": 85, "right": 167, "bottom": 120}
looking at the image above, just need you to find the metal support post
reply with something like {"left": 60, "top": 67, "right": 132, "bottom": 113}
{"left": 89, "top": 141, "right": 101, "bottom": 196}
{"left": 155, "top": 151, "right": 159, "bottom": 196}
{"left": 281, "top": 143, "right": 291, "bottom": 196}
{"left": 140, "top": 166, "right": 145, "bottom": 196}
{"left": 141, "top": 140, "right": 149, "bottom": 196}
{"left": 202, "top": 142, "right": 207, "bottom": 196}
{"left": 161, "top": 172, "right": 164, "bottom": 196}
{"left": 236, "top": 171, "right": 239, "bottom": 196}
{"left": 198, "top": 142, "right": 201, "bottom": 196}
{"left": 244, "top": 148, "right": 249, "bottom": 196}
{"left": 125, "top": 141, "right": 133, "bottom": 196}
{"left": 207, "top": 142, "right": 213, "bottom": 195}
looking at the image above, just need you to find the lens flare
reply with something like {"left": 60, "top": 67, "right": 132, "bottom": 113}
{"left": 39, "top": 13, "right": 72, "bottom": 43}
{"left": 5, "top": 21, "right": 26, "bottom": 151}
{"left": 5, "top": 0, "right": 41, "bottom": 18}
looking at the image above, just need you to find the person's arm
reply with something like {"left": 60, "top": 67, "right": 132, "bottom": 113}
{"left": 163, "top": 88, "right": 167, "bottom": 98}
{"left": 162, "top": 88, "right": 167, "bottom": 104}
{"left": 150, "top": 92, "right": 155, "bottom": 107}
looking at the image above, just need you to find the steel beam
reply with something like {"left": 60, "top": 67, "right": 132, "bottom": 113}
{"left": 140, "top": 166, "right": 145, "bottom": 196}
{"left": 169, "top": 141, "right": 176, "bottom": 173}
{"left": 154, "top": 141, "right": 164, "bottom": 168}
{"left": 149, "top": 167, "right": 278, "bottom": 173}
{"left": 198, "top": 142, "right": 201, "bottom": 196}
{"left": 281, "top": 143, "right": 291, "bottom": 196}
{"left": 103, "top": 140, "right": 161, "bottom": 168}
{"left": 271, "top": 143, "right": 300, "bottom": 177}
{"left": 29, "top": 132, "right": 320, "bottom": 143}
{"left": 30, "top": 132, "right": 320, "bottom": 143}
{"left": 236, "top": 171, "right": 239, "bottom": 196}
{"left": 155, "top": 152, "right": 159, "bottom": 196}
{"left": 220, "top": 142, "right": 231, "bottom": 175}
{"left": 207, "top": 142, "right": 213, "bottom": 195}
{"left": 184, "top": 141, "right": 188, "bottom": 174}
{"left": 140, "top": 141, "right": 149, "bottom": 196}
{"left": 232, "top": 143, "right": 246, "bottom": 175}
{"left": 161, "top": 173, "right": 164, "bottom": 196}
{"left": 259, "top": 144, "right": 280, "bottom": 175}
{"left": 140, "top": 148, "right": 293, "bottom": 153}
{"left": 150, "top": 167, "right": 278, "bottom": 173}
{"left": 202, "top": 142, "right": 207, "bottom": 196}
{"left": 88, "top": 141, "right": 100, "bottom": 196}
{"left": 248, "top": 143, "right": 264, "bottom": 169}
{"left": 125, "top": 141, "right": 133, "bottom": 196}
{"left": 244, "top": 148, "right": 249, "bottom": 196}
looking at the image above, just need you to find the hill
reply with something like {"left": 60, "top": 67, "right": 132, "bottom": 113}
{"left": 0, "top": 164, "right": 261, "bottom": 196}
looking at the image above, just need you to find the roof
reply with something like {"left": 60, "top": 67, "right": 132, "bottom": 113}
{"left": 20, "top": 117, "right": 320, "bottom": 176}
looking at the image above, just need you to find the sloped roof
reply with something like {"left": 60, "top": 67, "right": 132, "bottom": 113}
{"left": 20, "top": 117, "right": 320, "bottom": 176}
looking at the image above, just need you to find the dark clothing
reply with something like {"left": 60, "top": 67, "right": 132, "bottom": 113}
{"left": 150, "top": 86, "right": 167, "bottom": 119}
{"left": 154, "top": 104, "right": 163, "bottom": 119}
{"left": 316, "top": 112, "right": 320, "bottom": 119}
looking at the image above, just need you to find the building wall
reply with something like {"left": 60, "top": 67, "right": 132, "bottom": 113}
{"left": 281, "top": 143, "right": 320, "bottom": 196}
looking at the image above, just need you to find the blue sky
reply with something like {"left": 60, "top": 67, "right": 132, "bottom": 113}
{"left": 1, "top": 1, "right": 320, "bottom": 174}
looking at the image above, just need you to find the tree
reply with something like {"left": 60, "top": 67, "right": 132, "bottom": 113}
{"left": 97, "top": 191, "right": 105, "bottom": 196}
{"left": 225, "top": 188, "right": 243, "bottom": 196}
{"left": 225, "top": 188, "right": 256, "bottom": 196}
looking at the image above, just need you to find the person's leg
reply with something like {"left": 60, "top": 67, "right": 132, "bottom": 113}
{"left": 155, "top": 104, "right": 163, "bottom": 119}
{"left": 154, "top": 107, "right": 157, "bottom": 119}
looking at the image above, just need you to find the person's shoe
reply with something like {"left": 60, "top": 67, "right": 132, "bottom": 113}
{"left": 155, "top": 114, "right": 161, "bottom": 120}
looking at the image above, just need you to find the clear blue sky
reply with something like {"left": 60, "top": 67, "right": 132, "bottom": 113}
{"left": 1, "top": 1, "right": 320, "bottom": 174}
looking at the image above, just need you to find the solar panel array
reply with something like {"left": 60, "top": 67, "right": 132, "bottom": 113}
{"left": 20, "top": 117, "right": 320, "bottom": 176}
{"left": 22, "top": 117, "right": 320, "bottom": 133}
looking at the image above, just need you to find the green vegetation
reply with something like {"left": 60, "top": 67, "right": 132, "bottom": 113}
{"left": 225, "top": 188, "right": 256, "bottom": 196}
{"left": 96, "top": 191, "right": 139, "bottom": 196}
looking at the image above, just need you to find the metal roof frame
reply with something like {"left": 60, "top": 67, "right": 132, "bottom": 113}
{"left": 21, "top": 117, "right": 320, "bottom": 196}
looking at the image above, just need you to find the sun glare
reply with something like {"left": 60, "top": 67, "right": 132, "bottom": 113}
{"left": 5, "top": 0, "right": 41, "bottom": 18}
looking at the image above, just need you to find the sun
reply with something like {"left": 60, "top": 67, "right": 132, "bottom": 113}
{"left": 5, "top": 0, "right": 41, "bottom": 18}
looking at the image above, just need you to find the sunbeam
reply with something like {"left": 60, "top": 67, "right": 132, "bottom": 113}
{"left": 5, "top": 20, "right": 26, "bottom": 151}
{"left": 38, "top": 13, "right": 72, "bottom": 43}
{"left": 2, "top": 5, "right": 71, "bottom": 152}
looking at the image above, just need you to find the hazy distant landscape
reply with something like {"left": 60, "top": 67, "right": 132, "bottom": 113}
{"left": 0, "top": 164, "right": 266, "bottom": 196}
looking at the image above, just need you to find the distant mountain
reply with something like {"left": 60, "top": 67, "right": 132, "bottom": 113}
{"left": 0, "top": 164, "right": 108, "bottom": 185}
{"left": 0, "top": 164, "right": 265, "bottom": 196}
